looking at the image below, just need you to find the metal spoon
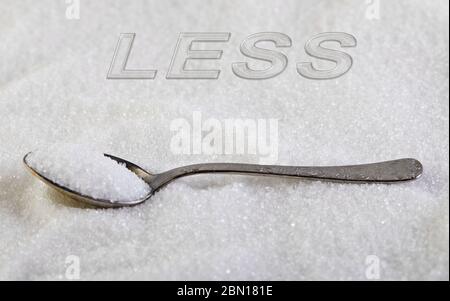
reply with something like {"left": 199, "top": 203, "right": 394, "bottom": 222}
{"left": 23, "top": 153, "right": 423, "bottom": 208}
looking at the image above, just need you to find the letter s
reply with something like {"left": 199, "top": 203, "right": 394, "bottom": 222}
{"left": 232, "top": 32, "right": 291, "bottom": 80}
{"left": 297, "top": 32, "right": 357, "bottom": 80}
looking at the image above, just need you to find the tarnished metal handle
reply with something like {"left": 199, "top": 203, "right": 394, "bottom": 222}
{"left": 150, "top": 158, "right": 423, "bottom": 190}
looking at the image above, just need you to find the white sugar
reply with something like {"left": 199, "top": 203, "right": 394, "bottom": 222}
{"left": 25, "top": 144, "right": 150, "bottom": 203}
{"left": 0, "top": 0, "right": 448, "bottom": 280}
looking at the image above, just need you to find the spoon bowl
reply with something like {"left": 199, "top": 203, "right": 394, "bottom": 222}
{"left": 23, "top": 152, "right": 154, "bottom": 208}
{"left": 24, "top": 152, "right": 423, "bottom": 208}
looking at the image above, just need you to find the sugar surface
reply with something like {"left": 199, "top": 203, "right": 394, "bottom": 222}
{"left": 0, "top": 0, "right": 448, "bottom": 280}
{"left": 25, "top": 144, "right": 151, "bottom": 203}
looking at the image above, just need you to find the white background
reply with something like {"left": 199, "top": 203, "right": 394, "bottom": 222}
{"left": 0, "top": 0, "right": 448, "bottom": 280}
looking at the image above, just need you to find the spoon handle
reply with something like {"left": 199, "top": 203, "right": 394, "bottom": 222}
{"left": 151, "top": 158, "right": 422, "bottom": 189}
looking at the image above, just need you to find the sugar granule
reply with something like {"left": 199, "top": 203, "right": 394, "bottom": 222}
{"left": 25, "top": 144, "right": 151, "bottom": 203}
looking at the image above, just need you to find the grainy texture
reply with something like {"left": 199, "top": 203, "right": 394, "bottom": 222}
{"left": 25, "top": 144, "right": 150, "bottom": 203}
{"left": 0, "top": 0, "right": 448, "bottom": 280}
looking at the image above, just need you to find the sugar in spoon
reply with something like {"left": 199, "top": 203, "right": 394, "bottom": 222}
{"left": 23, "top": 152, "right": 423, "bottom": 208}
